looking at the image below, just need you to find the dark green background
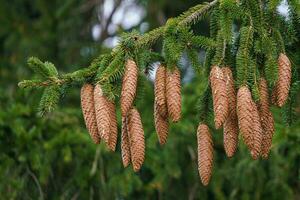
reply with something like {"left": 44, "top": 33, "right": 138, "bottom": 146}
{"left": 0, "top": 0, "right": 299, "bottom": 199}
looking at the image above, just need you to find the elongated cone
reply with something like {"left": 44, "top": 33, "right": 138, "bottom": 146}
{"left": 222, "top": 67, "right": 239, "bottom": 157}
{"left": 258, "top": 78, "right": 275, "bottom": 158}
{"left": 166, "top": 68, "right": 181, "bottom": 122}
{"left": 154, "top": 64, "right": 168, "bottom": 118}
{"left": 210, "top": 66, "right": 229, "bottom": 129}
{"left": 275, "top": 53, "right": 292, "bottom": 107}
{"left": 80, "top": 84, "right": 100, "bottom": 144}
{"left": 237, "top": 86, "right": 254, "bottom": 151}
{"left": 121, "top": 116, "right": 131, "bottom": 167}
{"left": 107, "top": 100, "right": 118, "bottom": 151}
{"left": 154, "top": 102, "right": 169, "bottom": 145}
{"left": 128, "top": 108, "right": 145, "bottom": 172}
{"left": 250, "top": 101, "right": 263, "bottom": 160}
{"left": 197, "top": 123, "right": 213, "bottom": 186}
{"left": 94, "top": 84, "right": 110, "bottom": 145}
{"left": 121, "top": 59, "right": 138, "bottom": 116}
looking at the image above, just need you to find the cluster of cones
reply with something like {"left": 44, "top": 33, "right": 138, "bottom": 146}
{"left": 80, "top": 53, "right": 291, "bottom": 185}
{"left": 80, "top": 59, "right": 145, "bottom": 172}
{"left": 154, "top": 65, "right": 181, "bottom": 145}
{"left": 197, "top": 53, "right": 291, "bottom": 185}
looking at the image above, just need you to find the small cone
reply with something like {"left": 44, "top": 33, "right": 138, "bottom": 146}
{"left": 237, "top": 86, "right": 254, "bottom": 152}
{"left": 121, "top": 116, "right": 131, "bottom": 167}
{"left": 166, "top": 68, "right": 181, "bottom": 122}
{"left": 276, "top": 53, "right": 292, "bottom": 107}
{"left": 154, "top": 102, "right": 169, "bottom": 145}
{"left": 250, "top": 101, "right": 263, "bottom": 160}
{"left": 107, "top": 100, "right": 118, "bottom": 151}
{"left": 128, "top": 108, "right": 145, "bottom": 172}
{"left": 222, "top": 67, "right": 239, "bottom": 157}
{"left": 197, "top": 123, "right": 213, "bottom": 186}
{"left": 80, "top": 84, "right": 100, "bottom": 144}
{"left": 154, "top": 64, "right": 168, "bottom": 118}
{"left": 258, "top": 78, "right": 275, "bottom": 158}
{"left": 94, "top": 84, "right": 111, "bottom": 145}
{"left": 121, "top": 59, "right": 138, "bottom": 116}
{"left": 210, "top": 66, "right": 229, "bottom": 129}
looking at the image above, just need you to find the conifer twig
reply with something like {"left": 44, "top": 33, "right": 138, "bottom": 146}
{"left": 19, "top": 0, "right": 219, "bottom": 89}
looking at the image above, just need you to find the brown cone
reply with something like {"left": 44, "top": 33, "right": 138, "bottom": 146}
{"left": 121, "top": 116, "right": 131, "bottom": 167}
{"left": 210, "top": 66, "right": 229, "bottom": 129}
{"left": 237, "top": 86, "right": 254, "bottom": 151}
{"left": 258, "top": 78, "right": 275, "bottom": 158}
{"left": 121, "top": 59, "right": 138, "bottom": 116}
{"left": 197, "top": 123, "right": 213, "bottom": 186}
{"left": 154, "top": 102, "right": 169, "bottom": 145}
{"left": 128, "top": 108, "right": 145, "bottom": 172}
{"left": 154, "top": 64, "right": 168, "bottom": 118}
{"left": 222, "top": 67, "right": 239, "bottom": 157}
{"left": 275, "top": 53, "right": 292, "bottom": 107}
{"left": 250, "top": 101, "right": 263, "bottom": 160}
{"left": 80, "top": 84, "right": 100, "bottom": 144}
{"left": 107, "top": 100, "right": 118, "bottom": 151}
{"left": 94, "top": 84, "right": 111, "bottom": 145}
{"left": 260, "top": 111, "right": 275, "bottom": 159}
{"left": 166, "top": 68, "right": 181, "bottom": 122}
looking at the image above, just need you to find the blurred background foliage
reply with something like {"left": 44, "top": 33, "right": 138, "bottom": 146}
{"left": 0, "top": 0, "right": 299, "bottom": 199}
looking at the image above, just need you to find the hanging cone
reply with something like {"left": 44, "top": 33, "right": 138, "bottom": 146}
{"left": 260, "top": 111, "right": 275, "bottom": 159}
{"left": 107, "top": 100, "right": 118, "bottom": 151}
{"left": 210, "top": 66, "right": 229, "bottom": 129}
{"left": 276, "top": 53, "right": 292, "bottom": 107}
{"left": 121, "top": 116, "right": 131, "bottom": 167}
{"left": 94, "top": 84, "right": 111, "bottom": 145}
{"left": 154, "top": 102, "right": 169, "bottom": 145}
{"left": 258, "top": 78, "right": 275, "bottom": 158}
{"left": 250, "top": 101, "right": 263, "bottom": 160}
{"left": 154, "top": 64, "right": 168, "bottom": 118}
{"left": 197, "top": 123, "right": 213, "bottom": 186}
{"left": 128, "top": 108, "right": 145, "bottom": 172}
{"left": 121, "top": 59, "right": 138, "bottom": 116}
{"left": 80, "top": 84, "right": 100, "bottom": 144}
{"left": 271, "top": 53, "right": 292, "bottom": 107}
{"left": 222, "top": 67, "right": 239, "bottom": 157}
{"left": 166, "top": 68, "right": 181, "bottom": 122}
{"left": 237, "top": 86, "right": 254, "bottom": 152}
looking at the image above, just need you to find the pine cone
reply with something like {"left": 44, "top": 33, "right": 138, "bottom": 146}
{"left": 272, "top": 53, "right": 292, "bottom": 107}
{"left": 166, "top": 68, "right": 181, "bottom": 122}
{"left": 210, "top": 66, "right": 229, "bottom": 129}
{"left": 107, "top": 100, "right": 118, "bottom": 151}
{"left": 94, "top": 84, "right": 111, "bottom": 145}
{"left": 258, "top": 78, "right": 275, "bottom": 158}
{"left": 197, "top": 123, "right": 213, "bottom": 186}
{"left": 121, "top": 59, "right": 138, "bottom": 116}
{"left": 128, "top": 108, "right": 145, "bottom": 172}
{"left": 80, "top": 84, "right": 100, "bottom": 144}
{"left": 237, "top": 86, "right": 254, "bottom": 151}
{"left": 154, "top": 64, "right": 168, "bottom": 118}
{"left": 121, "top": 116, "right": 131, "bottom": 167}
{"left": 154, "top": 102, "right": 169, "bottom": 145}
{"left": 222, "top": 66, "right": 239, "bottom": 158}
{"left": 250, "top": 101, "right": 263, "bottom": 160}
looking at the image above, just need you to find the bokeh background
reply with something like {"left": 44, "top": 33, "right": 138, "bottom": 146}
{"left": 0, "top": 0, "right": 299, "bottom": 199}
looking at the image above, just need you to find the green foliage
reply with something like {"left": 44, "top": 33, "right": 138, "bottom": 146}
{"left": 236, "top": 26, "right": 253, "bottom": 86}
{"left": 38, "top": 86, "right": 61, "bottom": 116}
{"left": 282, "top": 70, "right": 300, "bottom": 126}
{"left": 28, "top": 57, "right": 58, "bottom": 78}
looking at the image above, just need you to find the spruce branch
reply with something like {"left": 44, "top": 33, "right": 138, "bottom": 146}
{"left": 19, "top": 0, "right": 219, "bottom": 90}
